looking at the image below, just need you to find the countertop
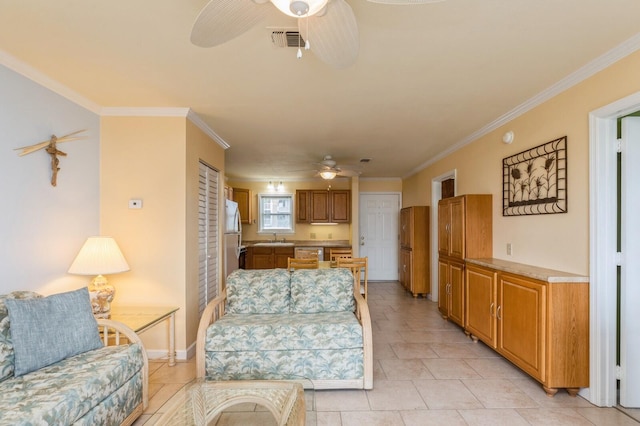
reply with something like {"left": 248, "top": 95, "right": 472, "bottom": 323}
{"left": 245, "top": 240, "right": 351, "bottom": 248}
{"left": 465, "top": 258, "right": 589, "bottom": 283}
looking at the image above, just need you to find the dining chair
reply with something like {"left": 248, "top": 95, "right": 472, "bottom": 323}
{"left": 337, "top": 257, "right": 368, "bottom": 299}
{"left": 288, "top": 257, "right": 319, "bottom": 270}
{"left": 329, "top": 248, "right": 353, "bottom": 262}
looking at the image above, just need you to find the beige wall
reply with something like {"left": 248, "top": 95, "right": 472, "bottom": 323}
{"left": 101, "top": 115, "right": 225, "bottom": 358}
{"left": 402, "top": 51, "right": 640, "bottom": 275}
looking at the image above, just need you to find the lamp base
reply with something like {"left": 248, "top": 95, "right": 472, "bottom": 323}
{"left": 89, "top": 275, "right": 114, "bottom": 319}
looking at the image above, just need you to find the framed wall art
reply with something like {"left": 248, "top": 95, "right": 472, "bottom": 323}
{"left": 502, "top": 136, "right": 567, "bottom": 216}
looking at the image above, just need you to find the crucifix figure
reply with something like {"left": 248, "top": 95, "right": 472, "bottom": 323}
{"left": 44, "top": 135, "right": 67, "bottom": 186}
{"left": 14, "top": 130, "right": 87, "bottom": 186}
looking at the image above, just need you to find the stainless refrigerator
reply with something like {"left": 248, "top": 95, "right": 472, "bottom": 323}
{"left": 224, "top": 199, "right": 243, "bottom": 277}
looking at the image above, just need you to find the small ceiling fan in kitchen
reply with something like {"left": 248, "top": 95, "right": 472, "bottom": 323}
{"left": 190, "top": 0, "right": 446, "bottom": 69}
{"left": 313, "top": 155, "right": 362, "bottom": 180}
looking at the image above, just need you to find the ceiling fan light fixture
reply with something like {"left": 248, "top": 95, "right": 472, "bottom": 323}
{"left": 270, "top": 0, "right": 329, "bottom": 18}
{"left": 320, "top": 170, "right": 337, "bottom": 180}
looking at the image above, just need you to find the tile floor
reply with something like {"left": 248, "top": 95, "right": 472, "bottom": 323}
{"left": 133, "top": 281, "right": 640, "bottom": 425}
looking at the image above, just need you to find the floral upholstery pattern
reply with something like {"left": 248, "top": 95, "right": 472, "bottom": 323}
{"left": 204, "top": 348, "right": 364, "bottom": 381}
{"left": 205, "top": 268, "right": 366, "bottom": 385}
{"left": 0, "top": 343, "right": 143, "bottom": 425}
{"left": 226, "top": 269, "right": 291, "bottom": 314}
{"left": 0, "top": 291, "right": 42, "bottom": 382}
{"left": 205, "top": 311, "right": 363, "bottom": 351}
{"left": 290, "top": 268, "right": 355, "bottom": 313}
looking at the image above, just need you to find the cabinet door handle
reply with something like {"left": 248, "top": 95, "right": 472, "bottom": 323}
{"left": 496, "top": 305, "right": 502, "bottom": 320}
{"left": 490, "top": 302, "right": 495, "bottom": 317}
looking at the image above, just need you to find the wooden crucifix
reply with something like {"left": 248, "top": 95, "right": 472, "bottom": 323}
{"left": 14, "top": 130, "right": 87, "bottom": 186}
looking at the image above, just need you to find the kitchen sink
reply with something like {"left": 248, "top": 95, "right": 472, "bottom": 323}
{"left": 253, "top": 242, "right": 295, "bottom": 247}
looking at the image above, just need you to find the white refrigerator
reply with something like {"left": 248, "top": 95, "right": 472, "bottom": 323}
{"left": 224, "top": 199, "right": 243, "bottom": 277}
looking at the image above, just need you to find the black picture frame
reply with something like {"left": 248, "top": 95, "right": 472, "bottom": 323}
{"left": 502, "top": 136, "right": 567, "bottom": 216}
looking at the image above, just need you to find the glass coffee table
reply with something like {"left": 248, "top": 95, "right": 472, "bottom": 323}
{"left": 156, "top": 379, "right": 310, "bottom": 426}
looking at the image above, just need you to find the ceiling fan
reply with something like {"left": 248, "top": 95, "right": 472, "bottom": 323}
{"left": 314, "top": 155, "right": 362, "bottom": 179}
{"left": 191, "top": 0, "right": 446, "bottom": 69}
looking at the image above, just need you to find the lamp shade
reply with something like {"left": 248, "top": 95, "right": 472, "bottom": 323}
{"left": 68, "top": 237, "right": 130, "bottom": 275}
{"left": 320, "top": 170, "right": 337, "bottom": 180}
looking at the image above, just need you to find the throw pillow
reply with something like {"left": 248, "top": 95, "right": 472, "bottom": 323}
{"left": 0, "top": 291, "right": 42, "bottom": 382}
{"left": 5, "top": 287, "right": 103, "bottom": 376}
{"left": 290, "top": 268, "right": 356, "bottom": 313}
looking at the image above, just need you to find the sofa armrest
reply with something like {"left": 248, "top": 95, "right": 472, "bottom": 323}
{"left": 196, "top": 289, "right": 227, "bottom": 379}
{"left": 96, "top": 319, "right": 149, "bottom": 410}
{"left": 354, "top": 292, "right": 373, "bottom": 389}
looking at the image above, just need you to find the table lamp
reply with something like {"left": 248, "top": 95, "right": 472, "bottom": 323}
{"left": 68, "top": 236, "right": 130, "bottom": 318}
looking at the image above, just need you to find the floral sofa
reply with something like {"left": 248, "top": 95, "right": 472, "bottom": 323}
{"left": 0, "top": 289, "right": 148, "bottom": 426}
{"left": 196, "top": 268, "right": 373, "bottom": 389}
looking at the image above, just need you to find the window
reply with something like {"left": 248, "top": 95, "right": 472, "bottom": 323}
{"left": 258, "top": 193, "right": 294, "bottom": 233}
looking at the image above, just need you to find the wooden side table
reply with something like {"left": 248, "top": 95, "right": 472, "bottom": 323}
{"left": 109, "top": 306, "right": 179, "bottom": 366}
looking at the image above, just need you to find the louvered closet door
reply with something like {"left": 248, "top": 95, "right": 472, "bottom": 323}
{"left": 198, "top": 162, "right": 219, "bottom": 317}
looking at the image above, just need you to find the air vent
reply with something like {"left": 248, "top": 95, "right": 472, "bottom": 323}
{"left": 271, "top": 31, "right": 306, "bottom": 48}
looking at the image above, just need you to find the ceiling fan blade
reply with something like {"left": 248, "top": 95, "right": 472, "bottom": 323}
{"left": 337, "top": 169, "right": 361, "bottom": 177}
{"left": 298, "top": 0, "right": 359, "bottom": 69}
{"left": 191, "top": 0, "right": 270, "bottom": 48}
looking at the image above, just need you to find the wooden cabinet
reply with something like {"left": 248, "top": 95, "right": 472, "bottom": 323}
{"left": 330, "top": 190, "right": 350, "bottom": 222}
{"left": 498, "top": 273, "right": 545, "bottom": 382}
{"left": 232, "top": 188, "right": 252, "bottom": 225}
{"left": 400, "top": 248, "right": 413, "bottom": 293}
{"left": 274, "top": 247, "right": 293, "bottom": 269}
{"left": 464, "top": 261, "right": 589, "bottom": 397}
{"left": 465, "top": 264, "right": 497, "bottom": 346}
{"left": 399, "top": 206, "right": 430, "bottom": 297}
{"left": 438, "top": 258, "right": 464, "bottom": 326}
{"left": 437, "top": 194, "right": 492, "bottom": 325}
{"left": 438, "top": 195, "right": 492, "bottom": 259}
{"left": 246, "top": 246, "right": 294, "bottom": 269}
{"left": 296, "top": 190, "right": 351, "bottom": 223}
{"left": 296, "top": 190, "right": 310, "bottom": 223}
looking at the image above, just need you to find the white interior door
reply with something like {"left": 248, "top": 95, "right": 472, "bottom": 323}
{"left": 359, "top": 193, "right": 400, "bottom": 281}
{"left": 620, "top": 116, "right": 640, "bottom": 407}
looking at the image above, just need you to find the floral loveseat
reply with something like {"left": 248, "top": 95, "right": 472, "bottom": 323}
{"left": 0, "top": 288, "right": 148, "bottom": 426}
{"left": 196, "top": 268, "right": 373, "bottom": 389}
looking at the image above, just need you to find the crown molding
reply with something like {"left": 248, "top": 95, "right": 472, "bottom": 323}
{"left": 186, "top": 109, "right": 231, "bottom": 149}
{"left": 100, "top": 107, "right": 190, "bottom": 117}
{"left": 0, "top": 50, "right": 230, "bottom": 150}
{"left": 404, "top": 32, "right": 640, "bottom": 179}
{"left": 0, "top": 49, "right": 101, "bottom": 114}
{"left": 100, "top": 107, "right": 230, "bottom": 149}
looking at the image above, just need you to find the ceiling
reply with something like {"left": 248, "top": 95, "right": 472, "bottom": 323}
{"left": 1, "top": 0, "right": 639, "bottom": 180}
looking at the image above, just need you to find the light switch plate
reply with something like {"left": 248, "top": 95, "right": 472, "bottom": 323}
{"left": 129, "top": 199, "right": 143, "bottom": 209}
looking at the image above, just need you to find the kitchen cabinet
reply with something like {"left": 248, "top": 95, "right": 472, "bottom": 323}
{"left": 399, "top": 206, "right": 430, "bottom": 297}
{"left": 246, "top": 246, "right": 294, "bottom": 269}
{"left": 296, "top": 190, "right": 351, "bottom": 223}
{"left": 232, "top": 188, "right": 252, "bottom": 225}
{"left": 437, "top": 194, "right": 492, "bottom": 325}
{"left": 438, "top": 258, "right": 464, "bottom": 326}
{"left": 464, "top": 260, "right": 589, "bottom": 397}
